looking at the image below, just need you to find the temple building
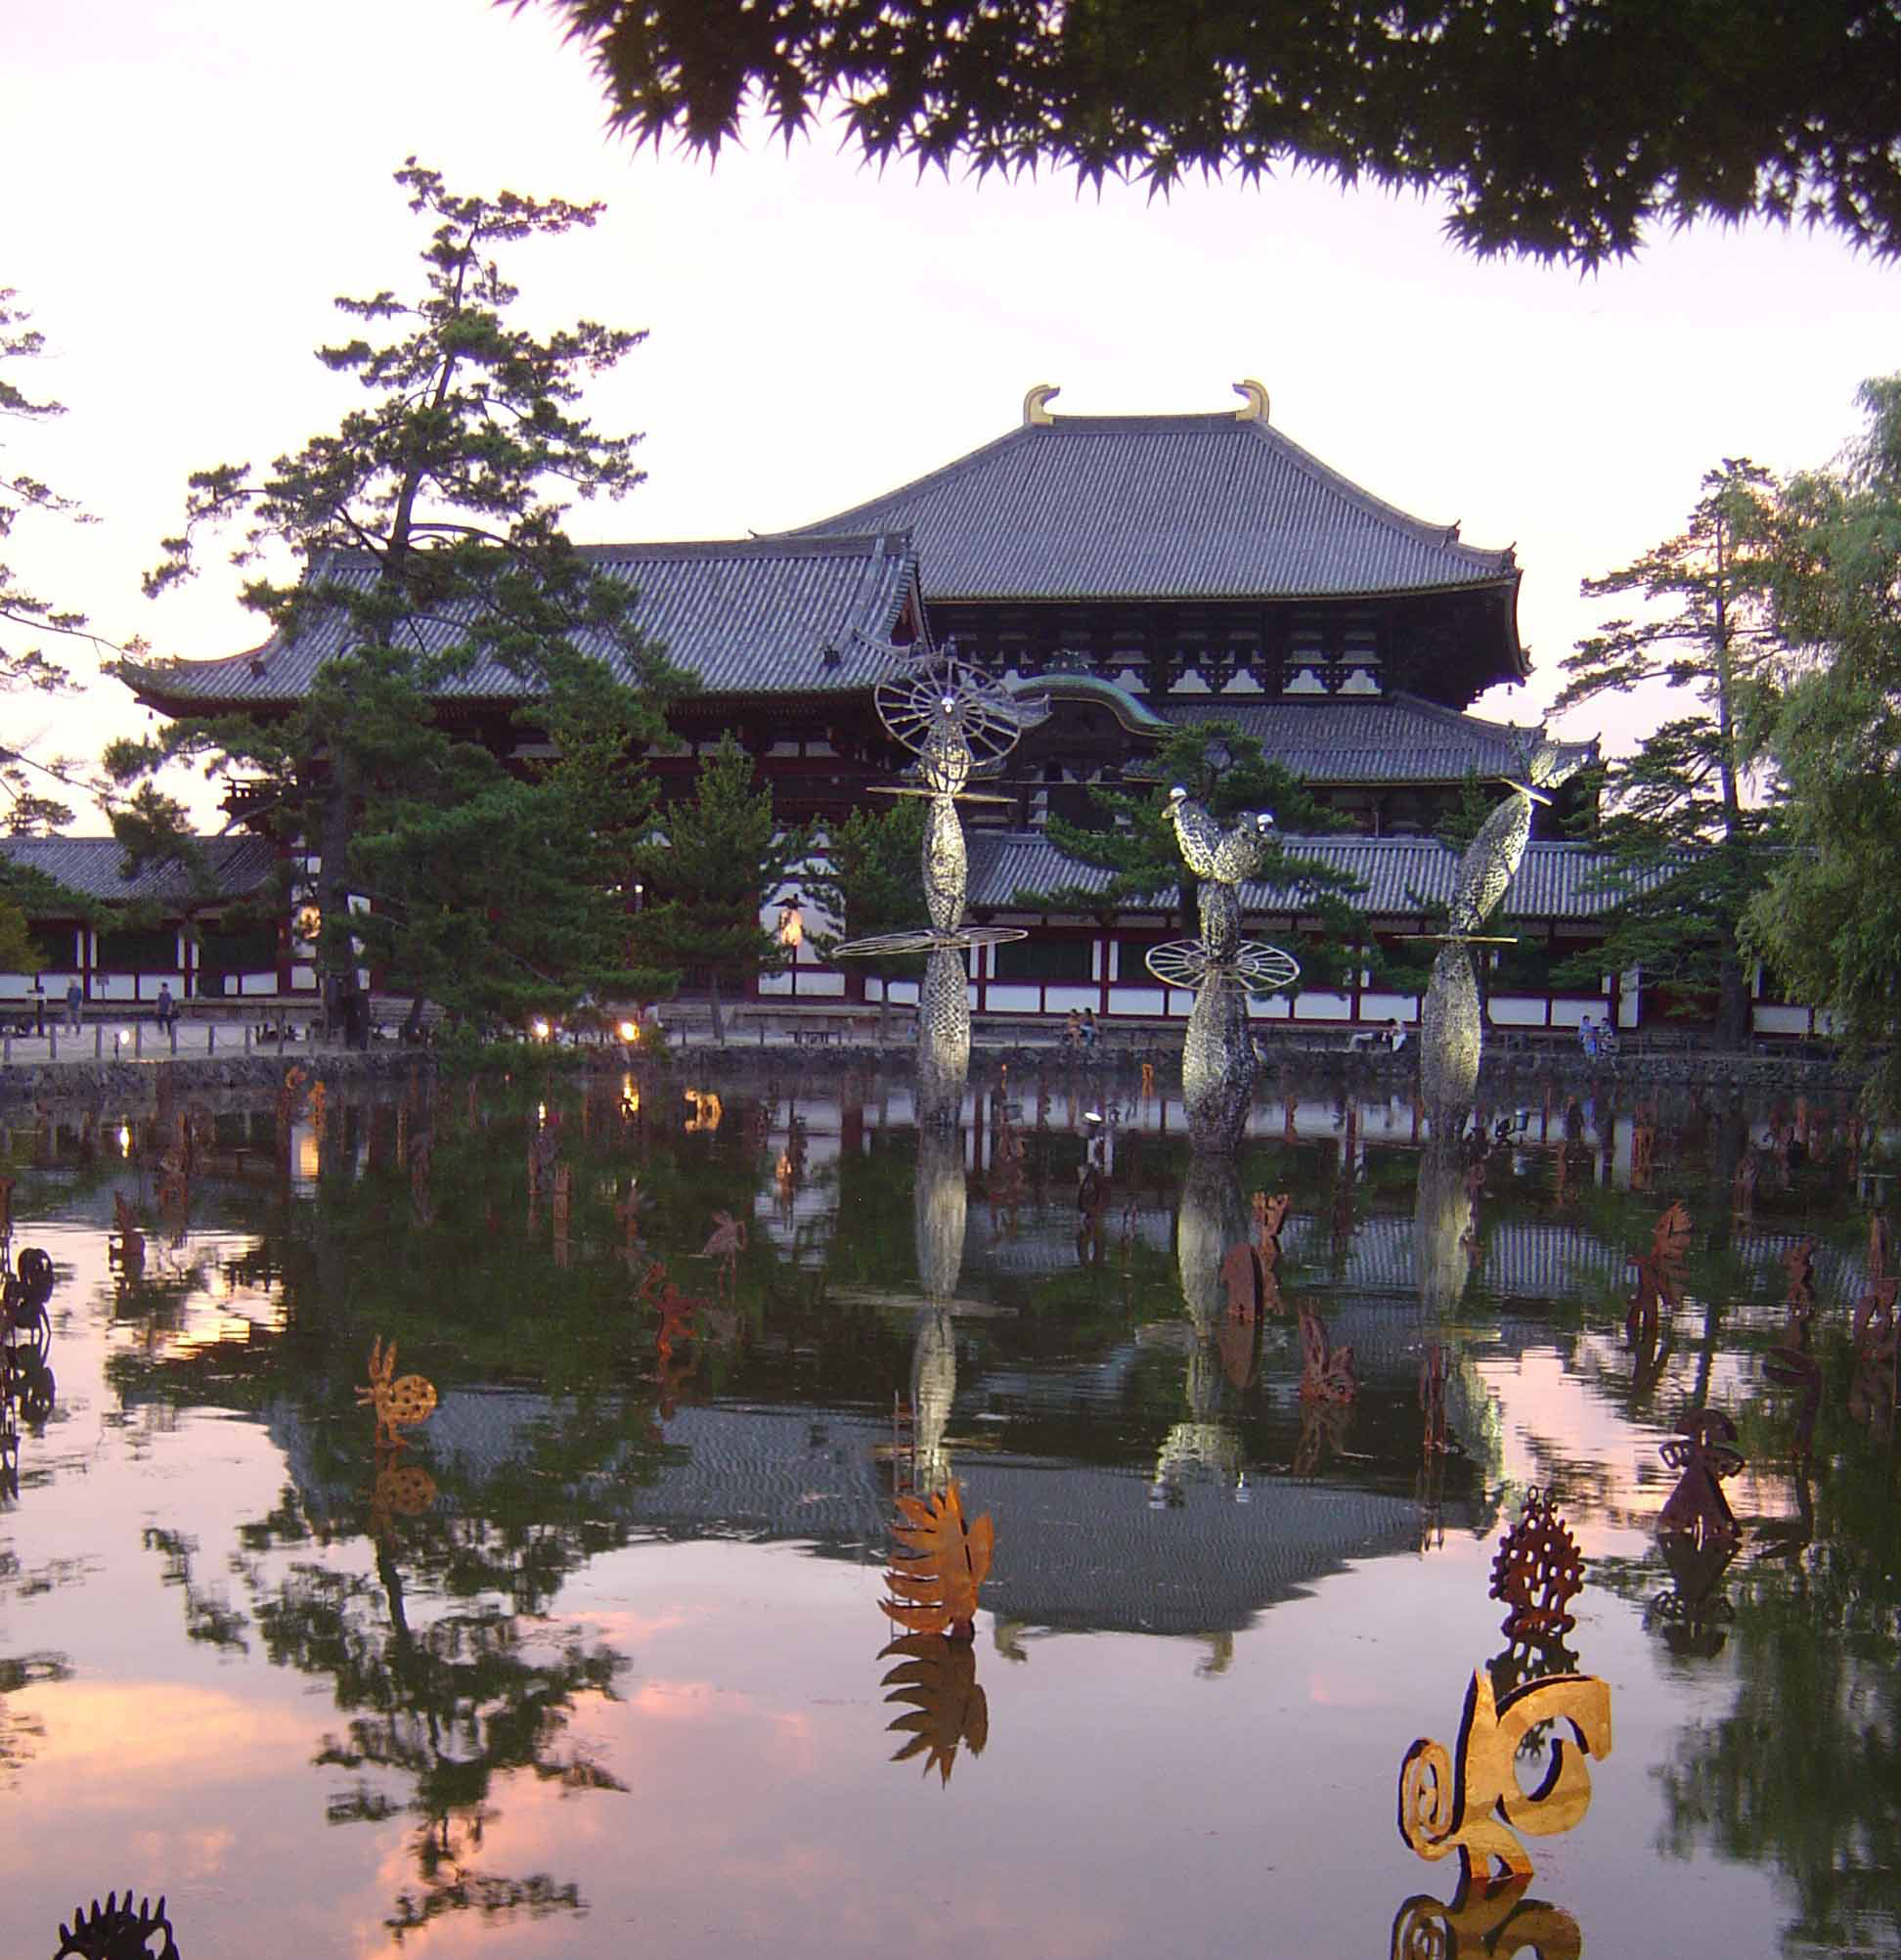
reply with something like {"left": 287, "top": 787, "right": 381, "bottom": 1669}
{"left": 101, "top": 382, "right": 1811, "bottom": 1038}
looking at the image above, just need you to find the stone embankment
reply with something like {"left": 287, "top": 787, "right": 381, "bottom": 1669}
{"left": 0, "top": 1048, "right": 433, "bottom": 1114}
{"left": 0, "top": 1034, "right": 1862, "bottom": 1115}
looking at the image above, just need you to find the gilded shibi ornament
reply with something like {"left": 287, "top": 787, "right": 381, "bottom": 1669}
{"left": 1418, "top": 743, "right": 1584, "bottom": 1136}
{"left": 833, "top": 649, "right": 1046, "bottom": 1122}
{"left": 1398, "top": 1666, "right": 1614, "bottom": 1888}
{"left": 1146, "top": 789, "right": 1299, "bottom": 1154}
{"left": 1489, "top": 1489, "right": 1585, "bottom": 1639}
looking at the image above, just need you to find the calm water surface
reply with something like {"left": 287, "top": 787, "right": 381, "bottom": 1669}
{"left": 1, "top": 1068, "right": 1895, "bottom": 1957}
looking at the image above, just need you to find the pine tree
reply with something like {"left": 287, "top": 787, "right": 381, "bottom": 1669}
{"left": 1012, "top": 720, "right": 1369, "bottom": 988}
{"left": 1554, "top": 462, "right": 1785, "bottom": 1047}
{"left": 633, "top": 735, "right": 814, "bottom": 1044}
{"left": 109, "top": 161, "right": 679, "bottom": 1039}
{"left": 805, "top": 796, "right": 927, "bottom": 1034}
{"left": 1746, "top": 377, "right": 1901, "bottom": 1106}
{"left": 1, "top": 290, "right": 91, "bottom": 833}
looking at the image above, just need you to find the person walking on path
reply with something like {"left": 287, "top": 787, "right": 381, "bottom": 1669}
{"left": 155, "top": 982, "right": 176, "bottom": 1032}
{"left": 65, "top": 977, "right": 83, "bottom": 1035}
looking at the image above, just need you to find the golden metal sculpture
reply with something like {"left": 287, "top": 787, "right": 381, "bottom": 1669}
{"left": 1397, "top": 1667, "right": 1614, "bottom": 1887}
{"left": 357, "top": 1338, "right": 438, "bottom": 1449}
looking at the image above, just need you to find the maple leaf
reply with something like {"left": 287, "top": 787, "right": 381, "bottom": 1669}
{"left": 880, "top": 1633, "right": 990, "bottom": 1785}
{"left": 882, "top": 1478, "right": 995, "bottom": 1640}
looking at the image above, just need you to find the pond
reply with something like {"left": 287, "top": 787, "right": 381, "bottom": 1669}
{"left": 0, "top": 1065, "right": 1895, "bottom": 1957}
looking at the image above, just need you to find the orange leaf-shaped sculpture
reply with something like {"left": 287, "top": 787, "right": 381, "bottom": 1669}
{"left": 883, "top": 1478, "right": 995, "bottom": 1640}
{"left": 1653, "top": 1201, "right": 1692, "bottom": 1268}
{"left": 880, "top": 1633, "right": 990, "bottom": 1785}
{"left": 356, "top": 1337, "right": 437, "bottom": 1448}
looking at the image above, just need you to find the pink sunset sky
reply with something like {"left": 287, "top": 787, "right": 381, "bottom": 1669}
{"left": 5, "top": 0, "right": 1897, "bottom": 823}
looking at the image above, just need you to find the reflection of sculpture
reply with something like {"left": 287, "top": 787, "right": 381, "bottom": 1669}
{"left": 1298, "top": 1309, "right": 1357, "bottom": 1403}
{"left": 53, "top": 1889, "right": 181, "bottom": 1959}
{"left": 1414, "top": 1146, "right": 1475, "bottom": 1315}
{"left": 880, "top": 1632, "right": 990, "bottom": 1785}
{"left": 835, "top": 652, "right": 1046, "bottom": 1123}
{"left": 1850, "top": 1276, "right": 1898, "bottom": 1433}
{"left": 1657, "top": 1410, "right": 1744, "bottom": 1544}
{"left": 1390, "top": 1878, "right": 1580, "bottom": 1960}
{"left": 357, "top": 1339, "right": 438, "bottom": 1449}
{"left": 1420, "top": 744, "right": 1583, "bottom": 1135}
{"left": 1398, "top": 1667, "right": 1614, "bottom": 1887}
{"left": 1489, "top": 1489, "right": 1585, "bottom": 1640}
{"left": 1625, "top": 1200, "right": 1690, "bottom": 1346}
{"left": 1146, "top": 790, "right": 1299, "bottom": 1154}
{"left": 697, "top": 1210, "right": 747, "bottom": 1288}
{"left": 1159, "top": 1157, "right": 1251, "bottom": 1500}
{"left": 1646, "top": 1530, "right": 1739, "bottom": 1659}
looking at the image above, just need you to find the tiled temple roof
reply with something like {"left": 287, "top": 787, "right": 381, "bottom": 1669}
{"left": 120, "top": 535, "right": 925, "bottom": 712}
{"left": 794, "top": 410, "right": 1518, "bottom": 605}
{"left": 1155, "top": 694, "right": 1598, "bottom": 785}
{"left": 968, "top": 829, "right": 1660, "bottom": 919}
{"left": 0, "top": 833, "right": 278, "bottom": 908}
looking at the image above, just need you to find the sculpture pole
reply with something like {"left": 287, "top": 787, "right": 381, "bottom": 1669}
{"left": 1417, "top": 744, "right": 1583, "bottom": 1140}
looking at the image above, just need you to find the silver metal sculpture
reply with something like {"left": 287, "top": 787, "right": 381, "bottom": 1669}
{"left": 834, "top": 649, "right": 1045, "bottom": 1125}
{"left": 1419, "top": 744, "right": 1584, "bottom": 1136}
{"left": 1146, "top": 789, "right": 1300, "bottom": 1153}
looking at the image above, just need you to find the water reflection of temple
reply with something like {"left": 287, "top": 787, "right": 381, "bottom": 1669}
{"left": 95, "top": 1079, "right": 1863, "bottom": 1645}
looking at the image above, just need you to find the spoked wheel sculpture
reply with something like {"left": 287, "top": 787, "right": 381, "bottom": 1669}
{"left": 833, "top": 648, "right": 1047, "bottom": 1121}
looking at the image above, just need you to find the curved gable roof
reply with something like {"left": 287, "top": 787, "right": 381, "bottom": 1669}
{"left": 793, "top": 410, "right": 1518, "bottom": 605}
{"left": 120, "top": 535, "right": 925, "bottom": 714}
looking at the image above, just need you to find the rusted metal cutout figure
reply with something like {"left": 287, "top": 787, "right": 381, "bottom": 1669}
{"left": 1397, "top": 1666, "right": 1614, "bottom": 1888}
{"left": 1657, "top": 1409, "right": 1744, "bottom": 1545}
{"left": 1489, "top": 1489, "right": 1585, "bottom": 1640}
{"left": 357, "top": 1338, "right": 438, "bottom": 1449}
{"left": 54, "top": 1888, "right": 180, "bottom": 1959}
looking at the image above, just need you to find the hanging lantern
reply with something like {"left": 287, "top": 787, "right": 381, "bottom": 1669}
{"left": 778, "top": 899, "right": 805, "bottom": 948}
